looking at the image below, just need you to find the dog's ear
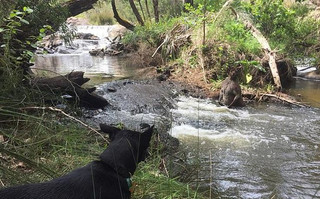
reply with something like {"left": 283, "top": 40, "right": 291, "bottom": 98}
{"left": 99, "top": 123, "right": 121, "bottom": 140}
{"left": 141, "top": 125, "right": 154, "bottom": 141}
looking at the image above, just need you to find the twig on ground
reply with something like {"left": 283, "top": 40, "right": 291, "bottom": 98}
{"left": 21, "top": 106, "right": 109, "bottom": 143}
{"left": 0, "top": 179, "right": 5, "bottom": 187}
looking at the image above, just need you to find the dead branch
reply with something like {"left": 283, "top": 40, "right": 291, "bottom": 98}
{"left": 259, "top": 93, "right": 305, "bottom": 107}
{"left": 22, "top": 106, "right": 109, "bottom": 143}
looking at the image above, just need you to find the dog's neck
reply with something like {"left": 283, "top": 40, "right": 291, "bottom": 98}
{"left": 99, "top": 138, "right": 138, "bottom": 179}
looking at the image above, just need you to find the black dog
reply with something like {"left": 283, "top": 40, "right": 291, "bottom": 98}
{"left": 0, "top": 124, "right": 154, "bottom": 199}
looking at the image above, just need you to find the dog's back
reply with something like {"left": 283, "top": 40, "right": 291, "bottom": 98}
{"left": 0, "top": 124, "right": 153, "bottom": 199}
{"left": 0, "top": 161, "right": 130, "bottom": 199}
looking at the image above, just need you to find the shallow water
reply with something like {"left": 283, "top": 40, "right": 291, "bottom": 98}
{"left": 288, "top": 78, "right": 320, "bottom": 108}
{"left": 170, "top": 96, "right": 320, "bottom": 198}
{"left": 32, "top": 25, "right": 137, "bottom": 80}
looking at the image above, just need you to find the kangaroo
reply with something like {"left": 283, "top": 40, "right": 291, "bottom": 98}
{"left": 219, "top": 70, "right": 245, "bottom": 108}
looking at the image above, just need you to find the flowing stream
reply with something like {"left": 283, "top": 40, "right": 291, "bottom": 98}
{"left": 170, "top": 96, "right": 320, "bottom": 198}
{"left": 33, "top": 25, "right": 137, "bottom": 80}
{"left": 35, "top": 25, "right": 320, "bottom": 199}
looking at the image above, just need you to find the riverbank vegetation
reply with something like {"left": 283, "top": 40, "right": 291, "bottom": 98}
{"left": 119, "top": 0, "right": 320, "bottom": 92}
{"left": 1, "top": 0, "right": 320, "bottom": 198}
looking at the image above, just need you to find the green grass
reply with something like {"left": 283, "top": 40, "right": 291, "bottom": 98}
{"left": 0, "top": 104, "right": 205, "bottom": 198}
{"left": 132, "top": 140, "right": 206, "bottom": 199}
{"left": 79, "top": 1, "right": 115, "bottom": 25}
{"left": 0, "top": 108, "right": 103, "bottom": 185}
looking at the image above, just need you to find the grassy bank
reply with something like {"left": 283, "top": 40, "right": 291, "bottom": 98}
{"left": 0, "top": 106, "right": 205, "bottom": 198}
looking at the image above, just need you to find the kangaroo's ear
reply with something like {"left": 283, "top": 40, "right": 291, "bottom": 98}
{"left": 99, "top": 124, "right": 121, "bottom": 140}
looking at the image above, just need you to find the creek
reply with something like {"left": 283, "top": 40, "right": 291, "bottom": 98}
{"left": 34, "top": 25, "right": 320, "bottom": 199}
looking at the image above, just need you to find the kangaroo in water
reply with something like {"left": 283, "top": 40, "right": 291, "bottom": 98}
{"left": 219, "top": 70, "right": 245, "bottom": 108}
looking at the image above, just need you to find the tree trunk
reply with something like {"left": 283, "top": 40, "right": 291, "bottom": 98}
{"left": 62, "top": 0, "right": 99, "bottom": 17}
{"left": 111, "top": 0, "right": 135, "bottom": 31}
{"left": 152, "top": 0, "right": 159, "bottom": 23}
{"left": 128, "top": 0, "right": 144, "bottom": 26}
{"left": 145, "top": 0, "right": 151, "bottom": 19}
{"left": 137, "top": 0, "right": 146, "bottom": 21}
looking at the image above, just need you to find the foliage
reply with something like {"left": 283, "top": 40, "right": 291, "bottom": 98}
{"left": 131, "top": 134, "right": 206, "bottom": 199}
{"left": 223, "top": 20, "right": 261, "bottom": 55}
{"left": 0, "top": 8, "right": 34, "bottom": 93}
{"left": 14, "top": 0, "right": 68, "bottom": 37}
{"left": 159, "top": 0, "right": 184, "bottom": 17}
{"left": 240, "top": 0, "right": 320, "bottom": 55}
{"left": 0, "top": 0, "right": 69, "bottom": 97}
{"left": 193, "top": 0, "right": 225, "bottom": 12}
{"left": 81, "top": 0, "right": 115, "bottom": 25}
{"left": 133, "top": 160, "right": 204, "bottom": 198}
{"left": 0, "top": 8, "right": 53, "bottom": 93}
{"left": 235, "top": 60, "right": 265, "bottom": 84}
{"left": 242, "top": 0, "right": 296, "bottom": 39}
{"left": 122, "top": 17, "right": 182, "bottom": 48}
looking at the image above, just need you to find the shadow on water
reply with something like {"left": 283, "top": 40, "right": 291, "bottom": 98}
{"left": 288, "top": 77, "right": 320, "bottom": 108}
{"left": 33, "top": 53, "right": 140, "bottom": 85}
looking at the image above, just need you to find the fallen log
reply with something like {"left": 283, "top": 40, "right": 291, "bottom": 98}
{"left": 241, "top": 91, "right": 306, "bottom": 107}
{"left": 212, "top": 1, "right": 282, "bottom": 90}
{"left": 258, "top": 93, "right": 306, "bottom": 107}
{"left": 242, "top": 19, "right": 282, "bottom": 90}
{"left": 31, "top": 71, "right": 109, "bottom": 109}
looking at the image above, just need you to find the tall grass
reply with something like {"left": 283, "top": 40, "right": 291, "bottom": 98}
{"left": 0, "top": 100, "right": 206, "bottom": 198}
{"left": 0, "top": 106, "right": 103, "bottom": 186}
{"left": 80, "top": 1, "right": 115, "bottom": 25}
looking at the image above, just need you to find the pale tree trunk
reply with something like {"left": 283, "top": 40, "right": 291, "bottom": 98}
{"left": 152, "top": 0, "right": 159, "bottom": 23}
{"left": 243, "top": 19, "right": 282, "bottom": 89}
{"left": 128, "top": 0, "right": 144, "bottom": 26}
{"left": 213, "top": 0, "right": 283, "bottom": 90}
{"left": 111, "top": 0, "right": 135, "bottom": 31}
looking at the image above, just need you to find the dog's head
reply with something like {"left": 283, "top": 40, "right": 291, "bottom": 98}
{"left": 99, "top": 124, "right": 154, "bottom": 178}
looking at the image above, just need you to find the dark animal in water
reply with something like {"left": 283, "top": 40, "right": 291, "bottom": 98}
{"left": 219, "top": 70, "right": 245, "bottom": 108}
{"left": 0, "top": 124, "right": 154, "bottom": 199}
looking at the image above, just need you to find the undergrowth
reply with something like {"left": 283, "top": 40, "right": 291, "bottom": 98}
{"left": 0, "top": 107, "right": 205, "bottom": 198}
{"left": 123, "top": 0, "right": 320, "bottom": 89}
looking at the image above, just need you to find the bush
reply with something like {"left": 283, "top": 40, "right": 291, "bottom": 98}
{"left": 223, "top": 20, "right": 261, "bottom": 55}
{"left": 241, "top": 0, "right": 320, "bottom": 55}
{"left": 122, "top": 17, "right": 182, "bottom": 48}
